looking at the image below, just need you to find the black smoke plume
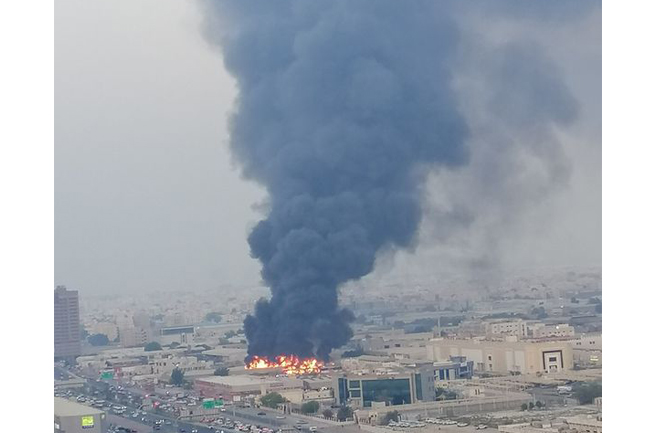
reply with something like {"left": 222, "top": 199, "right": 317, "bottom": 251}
{"left": 199, "top": 0, "right": 590, "bottom": 360}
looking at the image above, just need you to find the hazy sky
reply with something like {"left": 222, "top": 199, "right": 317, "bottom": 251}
{"left": 55, "top": 0, "right": 601, "bottom": 294}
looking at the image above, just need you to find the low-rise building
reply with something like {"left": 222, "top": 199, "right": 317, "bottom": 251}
{"left": 564, "top": 415, "right": 602, "bottom": 433}
{"left": 527, "top": 323, "right": 575, "bottom": 339}
{"left": 427, "top": 338, "right": 573, "bottom": 375}
{"left": 432, "top": 356, "right": 474, "bottom": 381}
{"left": 570, "top": 334, "right": 602, "bottom": 367}
{"left": 333, "top": 365, "right": 436, "bottom": 408}
{"left": 54, "top": 397, "right": 107, "bottom": 433}
{"left": 194, "top": 375, "right": 301, "bottom": 401}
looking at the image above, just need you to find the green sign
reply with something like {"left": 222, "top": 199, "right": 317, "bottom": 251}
{"left": 100, "top": 372, "right": 114, "bottom": 380}
{"left": 203, "top": 399, "right": 223, "bottom": 409}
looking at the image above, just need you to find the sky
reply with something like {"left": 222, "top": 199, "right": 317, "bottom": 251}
{"left": 55, "top": 0, "right": 601, "bottom": 295}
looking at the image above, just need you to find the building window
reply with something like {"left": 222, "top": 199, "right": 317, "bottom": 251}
{"left": 488, "top": 355, "right": 492, "bottom": 361}
{"left": 349, "top": 380, "right": 360, "bottom": 389}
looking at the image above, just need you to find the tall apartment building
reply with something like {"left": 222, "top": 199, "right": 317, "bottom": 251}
{"left": 54, "top": 286, "right": 81, "bottom": 361}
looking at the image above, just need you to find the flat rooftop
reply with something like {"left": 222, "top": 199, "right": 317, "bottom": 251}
{"left": 196, "top": 375, "right": 279, "bottom": 387}
{"left": 54, "top": 397, "right": 104, "bottom": 417}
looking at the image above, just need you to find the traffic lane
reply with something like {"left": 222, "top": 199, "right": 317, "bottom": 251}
{"left": 107, "top": 413, "right": 154, "bottom": 432}
{"left": 234, "top": 408, "right": 328, "bottom": 428}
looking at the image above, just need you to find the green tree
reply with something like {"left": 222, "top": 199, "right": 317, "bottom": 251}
{"left": 380, "top": 411, "right": 400, "bottom": 425}
{"left": 88, "top": 333, "right": 110, "bottom": 346}
{"left": 170, "top": 368, "right": 184, "bottom": 386}
{"left": 144, "top": 341, "right": 162, "bottom": 351}
{"left": 337, "top": 406, "right": 353, "bottom": 421}
{"left": 521, "top": 403, "right": 528, "bottom": 411}
{"left": 224, "top": 330, "right": 237, "bottom": 339}
{"left": 322, "top": 409, "right": 334, "bottom": 419}
{"left": 535, "top": 400, "right": 544, "bottom": 409}
{"left": 80, "top": 326, "right": 90, "bottom": 340}
{"left": 528, "top": 402, "right": 535, "bottom": 410}
{"left": 573, "top": 382, "right": 602, "bottom": 405}
{"left": 260, "top": 392, "right": 287, "bottom": 409}
{"left": 214, "top": 367, "right": 230, "bottom": 376}
{"left": 204, "top": 312, "right": 222, "bottom": 323}
{"left": 301, "top": 401, "right": 320, "bottom": 414}
{"left": 435, "top": 387, "right": 458, "bottom": 401}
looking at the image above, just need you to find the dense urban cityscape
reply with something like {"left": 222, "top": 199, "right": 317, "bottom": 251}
{"left": 50, "top": 1, "right": 604, "bottom": 433}
{"left": 55, "top": 266, "right": 602, "bottom": 433}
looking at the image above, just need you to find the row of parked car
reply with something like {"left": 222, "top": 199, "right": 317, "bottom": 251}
{"left": 387, "top": 418, "right": 487, "bottom": 429}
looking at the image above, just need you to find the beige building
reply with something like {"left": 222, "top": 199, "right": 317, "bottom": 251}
{"left": 570, "top": 334, "right": 602, "bottom": 367}
{"left": 427, "top": 338, "right": 573, "bottom": 375}
{"left": 194, "top": 375, "right": 302, "bottom": 400}
{"left": 565, "top": 415, "right": 602, "bottom": 433}
{"left": 54, "top": 397, "right": 107, "bottom": 433}
{"left": 119, "top": 326, "right": 150, "bottom": 348}
{"left": 485, "top": 319, "right": 528, "bottom": 339}
{"left": 528, "top": 323, "right": 575, "bottom": 339}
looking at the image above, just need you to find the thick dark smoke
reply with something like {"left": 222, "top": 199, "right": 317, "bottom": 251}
{"left": 201, "top": 0, "right": 467, "bottom": 360}
{"left": 199, "top": 0, "right": 594, "bottom": 360}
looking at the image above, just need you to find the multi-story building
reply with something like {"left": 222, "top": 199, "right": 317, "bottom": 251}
{"left": 485, "top": 319, "right": 528, "bottom": 340}
{"left": 432, "top": 356, "right": 474, "bottom": 381}
{"left": 527, "top": 323, "right": 575, "bottom": 339}
{"left": 570, "top": 334, "right": 602, "bottom": 367}
{"left": 54, "top": 397, "right": 107, "bottom": 433}
{"left": 427, "top": 338, "right": 573, "bottom": 375}
{"left": 119, "top": 326, "right": 150, "bottom": 348}
{"left": 159, "top": 325, "right": 195, "bottom": 345}
{"left": 54, "top": 286, "right": 81, "bottom": 362}
{"left": 334, "top": 366, "right": 436, "bottom": 408}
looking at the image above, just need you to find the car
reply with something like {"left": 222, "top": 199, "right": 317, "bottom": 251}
{"left": 257, "top": 412, "right": 266, "bottom": 416}
{"left": 192, "top": 430, "right": 199, "bottom": 433}
{"left": 296, "top": 421, "right": 307, "bottom": 425}
{"left": 276, "top": 416, "right": 285, "bottom": 419}
{"left": 476, "top": 426, "right": 487, "bottom": 430}
{"left": 457, "top": 423, "right": 469, "bottom": 427}
{"left": 309, "top": 427, "right": 317, "bottom": 432}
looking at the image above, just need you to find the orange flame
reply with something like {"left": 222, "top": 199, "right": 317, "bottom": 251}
{"left": 246, "top": 355, "right": 324, "bottom": 375}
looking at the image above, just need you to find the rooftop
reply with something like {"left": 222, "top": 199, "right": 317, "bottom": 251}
{"left": 196, "top": 375, "right": 279, "bottom": 387}
{"left": 54, "top": 397, "right": 104, "bottom": 417}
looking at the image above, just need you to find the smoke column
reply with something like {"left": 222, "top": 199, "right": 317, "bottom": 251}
{"left": 199, "top": 0, "right": 589, "bottom": 360}
{"left": 200, "top": 0, "right": 467, "bottom": 360}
